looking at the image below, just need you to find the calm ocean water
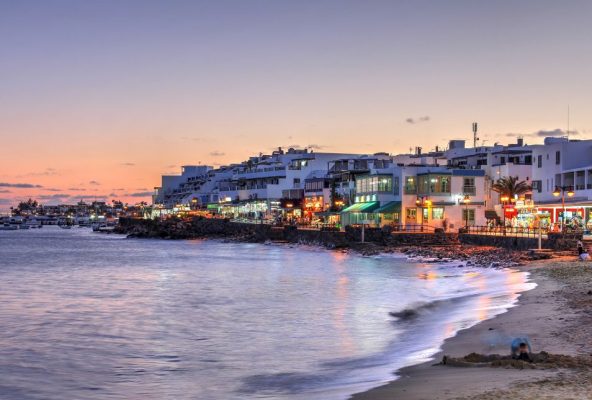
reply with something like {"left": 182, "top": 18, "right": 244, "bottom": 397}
{"left": 0, "top": 227, "right": 534, "bottom": 400}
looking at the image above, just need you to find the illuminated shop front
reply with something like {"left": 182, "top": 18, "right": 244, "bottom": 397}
{"left": 220, "top": 201, "right": 270, "bottom": 219}
{"left": 304, "top": 195, "right": 328, "bottom": 219}
{"left": 504, "top": 200, "right": 590, "bottom": 232}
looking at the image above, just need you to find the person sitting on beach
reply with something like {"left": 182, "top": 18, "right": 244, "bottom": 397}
{"left": 511, "top": 338, "right": 532, "bottom": 362}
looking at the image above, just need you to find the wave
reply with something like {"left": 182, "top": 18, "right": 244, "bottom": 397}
{"left": 388, "top": 293, "right": 481, "bottom": 322}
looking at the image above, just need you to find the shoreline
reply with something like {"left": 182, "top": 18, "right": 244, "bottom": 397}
{"left": 351, "top": 257, "right": 592, "bottom": 400}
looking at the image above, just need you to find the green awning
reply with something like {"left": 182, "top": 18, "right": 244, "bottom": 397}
{"left": 207, "top": 204, "right": 220, "bottom": 210}
{"left": 341, "top": 201, "right": 380, "bottom": 213}
{"left": 374, "top": 201, "right": 401, "bottom": 214}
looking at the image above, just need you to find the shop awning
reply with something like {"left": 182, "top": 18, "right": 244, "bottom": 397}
{"left": 374, "top": 201, "right": 401, "bottom": 214}
{"left": 341, "top": 202, "right": 380, "bottom": 213}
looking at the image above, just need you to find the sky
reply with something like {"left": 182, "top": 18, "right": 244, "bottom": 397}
{"left": 1, "top": 0, "right": 591, "bottom": 210}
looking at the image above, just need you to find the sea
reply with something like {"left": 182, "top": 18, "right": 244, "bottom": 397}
{"left": 0, "top": 227, "right": 535, "bottom": 400}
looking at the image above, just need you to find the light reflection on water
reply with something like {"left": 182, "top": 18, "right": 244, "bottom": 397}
{"left": 0, "top": 228, "right": 534, "bottom": 400}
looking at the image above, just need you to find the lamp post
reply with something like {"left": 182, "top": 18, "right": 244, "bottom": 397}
{"left": 463, "top": 194, "right": 471, "bottom": 229}
{"left": 500, "top": 195, "right": 509, "bottom": 235}
{"left": 553, "top": 186, "right": 575, "bottom": 232}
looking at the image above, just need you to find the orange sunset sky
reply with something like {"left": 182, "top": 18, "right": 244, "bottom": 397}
{"left": 1, "top": 1, "right": 591, "bottom": 211}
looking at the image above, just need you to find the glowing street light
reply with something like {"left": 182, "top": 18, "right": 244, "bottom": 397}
{"left": 553, "top": 186, "right": 575, "bottom": 231}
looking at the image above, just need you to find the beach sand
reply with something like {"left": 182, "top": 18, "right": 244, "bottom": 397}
{"left": 351, "top": 259, "right": 592, "bottom": 400}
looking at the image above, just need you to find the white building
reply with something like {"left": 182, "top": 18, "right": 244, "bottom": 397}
{"left": 341, "top": 165, "right": 487, "bottom": 231}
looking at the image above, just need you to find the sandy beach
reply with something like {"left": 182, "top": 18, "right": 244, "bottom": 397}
{"left": 352, "top": 258, "right": 592, "bottom": 400}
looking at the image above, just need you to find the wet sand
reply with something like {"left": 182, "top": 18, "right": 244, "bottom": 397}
{"left": 351, "top": 258, "right": 592, "bottom": 400}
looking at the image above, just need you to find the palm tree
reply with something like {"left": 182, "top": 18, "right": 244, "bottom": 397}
{"left": 492, "top": 176, "right": 531, "bottom": 201}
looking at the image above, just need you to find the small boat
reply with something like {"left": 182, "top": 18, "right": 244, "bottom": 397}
{"left": 0, "top": 223, "right": 18, "bottom": 231}
{"left": 24, "top": 219, "right": 42, "bottom": 229}
{"left": 59, "top": 225, "right": 72, "bottom": 229}
{"left": 19, "top": 224, "right": 30, "bottom": 230}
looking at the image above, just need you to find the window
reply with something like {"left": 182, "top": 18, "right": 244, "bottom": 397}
{"left": 393, "top": 177, "right": 400, "bottom": 195}
{"left": 432, "top": 207, "right": 444, "bottom": 220}
{"left": 404, "top": 177, "right": 416, "bottom": 194}
{"left": 556, "top": 151, "right": 561, "bottom": 165}
{"left": 525, "top": 155, "right": 532, "bottom": 165}
{"left": 463, "top": 177, "right": 476, "bottom": 195}
{"left": 377, "top": 177, "right": 393, "bottom": 192}
{"left": 406, "top": 208, "right": 416, "bottom": 219}
{"left": 500, "top": 157, "right": 506, "bottom": 165}
{"left": 417, "top": 174, "right": 451, "bottom": 194}
{"left": 537, "top": 155, "right": 542, "bottom": 168}
{"left": 531, "top": 180, "right": 542, "bottom": 193}
{"left": 355, "top": 175, "right": 392, "bottom": 194}
{"left": 462, "top": 209, "right": 476, "bottom": 226}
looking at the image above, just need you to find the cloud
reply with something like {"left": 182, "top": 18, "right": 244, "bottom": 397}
{"left": 125, "top": 191, "right": 153, "bottom": 197}
{"left": 68, "top": 187, "right": 85, "bottom": 191}
{"left": 406, "top": 116, "right": 431, "bottom": 124}
{"left": 209, "top": 151, "right": 226, "bottom": 157}
{"left": 121, "top": 162, "right": 136, "bottom": 167}
{"left": 0, "top": 189, "right": 11, "bottom": 193}
{"left": 181, "top": 136, "right": 206, "bottom": 142}
{"left": 89, "top": 180, "right": 101, "bottom": 186}
{"left": 0, "top": 182, "right": 43, "bottom": 188}
{"left": 0, "top": 198, "right": 13, "bottom": 205}
{"left": 44, "top": 188, "right": 63, "bottom": 192}
{"left": 307, "top": 144, "right": 327, "bottom": 150}
{"left": 18, "top": 168, "right": 59, "bottom": 177}
{"left": 532, "top": 128, "right": 578, "bottom": 137}
{"left": 37, "top": 194, "right": 72, "bottom": 200}
{"left": 113, "top": 188, "right": 125, "bottom": 191}
{"left": 165, "top": 165, "right": 177, "bottom": 169}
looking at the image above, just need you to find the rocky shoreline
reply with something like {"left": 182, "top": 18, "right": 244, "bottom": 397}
{"left": 114, "top": 217, "right": 563, "bottom": 269}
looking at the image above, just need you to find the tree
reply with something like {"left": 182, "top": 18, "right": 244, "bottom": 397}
{"left": 492, "top": 176, "right": 531, "bottom": 201}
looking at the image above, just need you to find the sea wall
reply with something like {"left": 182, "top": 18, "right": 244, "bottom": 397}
{"left": 458, "top": 232, "right": 581, "bottom": 251}
{"left": 116, "top": 218, "right": 579, "bottom": 251}
{"left": 116, "top": 217, "right": 457, "bottom": 248}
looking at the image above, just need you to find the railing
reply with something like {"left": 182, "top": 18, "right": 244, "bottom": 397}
{"left": 389, "top": 224, "right": 437, "bottom": 233}
{"left": 236, "top": 166, "right": 285, "bottom": 175}
{"left": 463, "top": 226, "right": 549, "bottom": 238}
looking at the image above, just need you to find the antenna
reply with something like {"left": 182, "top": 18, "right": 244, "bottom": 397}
{"left": 567, "top": 105, "right": 570, "bottom": 139}
{"left": 472, "top": 122, "right": 479, "bottom": 148}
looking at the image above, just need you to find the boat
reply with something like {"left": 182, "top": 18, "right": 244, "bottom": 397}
{"left": 0, "top": 223, "right": 18, "bottom": 231}
{"left": 59, "top": 224, "right": 72, "bottom": 229}
{"left": 24, "top": 219, "right": 43, "bottom": 229}
{"left": 19, "top": 224, "right": 30, "bottom": 230}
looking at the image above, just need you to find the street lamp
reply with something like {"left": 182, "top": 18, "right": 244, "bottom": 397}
{"left": 463, "top": 194, "right": 471, "bottom": 229}
{"left": 553, "top": 186, "right": 575, "bottom": 232}
{"left": 500, "top": 195, "right": 509, "bottom": 234}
